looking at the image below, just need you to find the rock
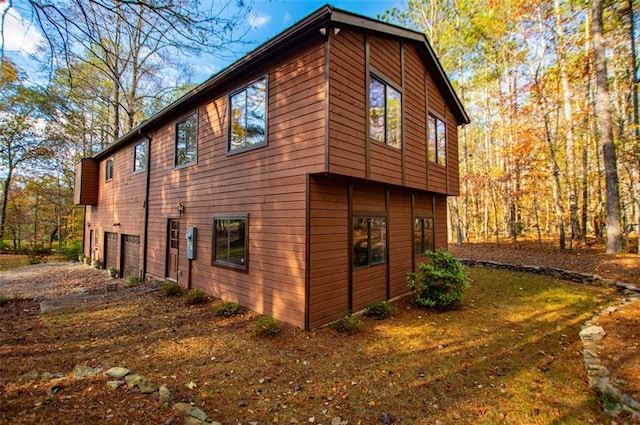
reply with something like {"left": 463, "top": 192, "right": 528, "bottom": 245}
{"left": 19, "top": 371, "right": 40, "bottom": 381}
{"left": 124, "top": 374, "right": 146, "bottom": 388}
{"left": 580, "top": 326, "right": 606, "bottom": 341}
{"left": 183, "top": 417, "right": 208, "bottom": 425}
{"left": 211, "top": 422, "right": 222, "bottom": 425}
{"left": 105, "top": 367, "right": 130, "bottom": 379}
{"left": 138, "top": 380, "right": 159, "bottom": 394}
{"left": 238, "top": 400, "right": 247, "bottom": 407}
{"left": 159, "top": 385, "right": 173, "bottom": 404}
{"left": 72, "top": 365, "right": 101, "bottom": 380}
{"left": 621, "top": 394, "right": 640, "bottom": 411}
{"left": 107, "top": 380, "right": 124, "bottom": 390}
{"left": 172, "top": 403, "right": 207, "bottom": 421}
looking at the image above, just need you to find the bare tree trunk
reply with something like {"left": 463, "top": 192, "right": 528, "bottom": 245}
{"left": 592, "top": 0, "right": 623, "bottom": 253}
{"left": 629, "top": 0, "right": 640, "bottom": 255}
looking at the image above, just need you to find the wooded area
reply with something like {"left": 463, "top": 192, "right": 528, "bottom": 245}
{"left": 384, "top": 0, "right": 639, "bottom": 254}
{"left": 0, "top": 0, "right": 638, "bottom": 256}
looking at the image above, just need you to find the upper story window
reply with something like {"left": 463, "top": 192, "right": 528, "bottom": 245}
{"left": 428, "top": 114, "right": 446, "bottom": 166}
{"left": 105, "top": 157, "right": 114, "bottom": 181}
{"left": 369, "top": 75, "right": 402, "bottom": 149}
{"left": 229, "top": 77, "right": 267, "bottom": 153}
{"left": 414, "top": 217, "right": 434, "bottom": 255}
{"left": 133, "top": 140, "right": 147, "bottom": 173}
{"left": 175, "top": 113, "right": 198, "bottom": 167}
{"left": 353, "top": 216, "right": 387, "bottom": 267}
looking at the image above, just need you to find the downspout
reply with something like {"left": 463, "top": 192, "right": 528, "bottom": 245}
{"left": 139, "top": 129, "right": 152, "bottom": 280}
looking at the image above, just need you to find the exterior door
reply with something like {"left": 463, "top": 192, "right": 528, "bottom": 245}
{"left": 167, "top": 219, "right": 179, "bottom": 281}
{"left": 105, "top": 232, "right": 118, "bottom": 270}
{"left": 121, "top": 235, "right": 140, "bottom": 279}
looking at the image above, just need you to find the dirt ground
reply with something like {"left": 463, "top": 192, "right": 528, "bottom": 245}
{"left": 0, "top": 242, "right": 638, "bottom": 424}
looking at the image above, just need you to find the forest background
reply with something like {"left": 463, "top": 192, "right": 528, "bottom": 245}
{"left": 0, "top": 0, "right": 638, "bottom": 260}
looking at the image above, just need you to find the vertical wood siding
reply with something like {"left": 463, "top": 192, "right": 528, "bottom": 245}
{"left": 74, "top": 159, "right": 99, "bottom": 205}
{"left": 404, "top": 45, "right": 428, "bottom": 190}
{"left": 388, "top": 190, "right": 412, "bottom": 298}
{"left": 434, "top": 195, "right": 448, "bottom": 250}
{"left": 308, "top": 176, "right": 349, "bottom": 329}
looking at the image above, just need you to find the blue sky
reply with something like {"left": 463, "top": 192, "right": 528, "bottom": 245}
{"left": 2, "top": 0, "right": 403, "bottom": 83}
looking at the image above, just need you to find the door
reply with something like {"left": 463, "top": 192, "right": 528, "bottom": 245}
{"left": 167, "top": 219, "right": 179, "bottom": 281}
{"left": 105, "top": 232, "right": 118, "bottom": 270}
{"left": 121, "top": 235, "right": 140, "bottom": 279}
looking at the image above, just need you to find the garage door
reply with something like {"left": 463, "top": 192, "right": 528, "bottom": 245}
{"left": 121, "top": 235, "right": 140, "bottom": 279}
{"left": 104, "top": 232, "right": 118, "bottom": 270}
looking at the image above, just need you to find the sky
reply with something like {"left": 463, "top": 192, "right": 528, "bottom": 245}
{"left": 2, "top": 0, "right": 404, "bottom": 84}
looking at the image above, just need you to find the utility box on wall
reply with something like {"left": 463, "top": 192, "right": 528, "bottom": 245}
{"left": 186, "top": 227, "right": 196, "bottom": 260}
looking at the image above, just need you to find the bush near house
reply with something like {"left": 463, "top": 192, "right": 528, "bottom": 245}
{"left": 407, "top": 249, "right": 469, "bottom": 310}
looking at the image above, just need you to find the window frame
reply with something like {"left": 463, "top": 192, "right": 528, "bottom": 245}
{"left": 212, "top": 213, "right": 249, "bottom": 271}
{"left": 414, "top": 216, "right": 435, "bottom": 256}
{"left": 105, "top": 157, "right": 114, "bottom": 181}
{"left": 428, "top": 113, "right": 447, "bottom": 166}
{"left": 368, "top": 73, "right": 403, "bottom": 150}
{"left": 352, "top": 215, "right": 387, "bottom": 268}
{"left": 227, "top": 76, "right": 268, "bottom": 155}
{"left": 174, "top": 112, "right": 198, "bottom": 168}
{"left": 133, "top": 140, "right": 147, "bottom": 174}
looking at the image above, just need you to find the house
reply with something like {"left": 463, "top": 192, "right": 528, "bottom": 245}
{"left": 74, "top": 5, "right": 470, "bottom": 329}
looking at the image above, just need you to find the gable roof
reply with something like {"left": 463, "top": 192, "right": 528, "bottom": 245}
{"left": 94, "top": 4, "right": 470, "bottom": 160}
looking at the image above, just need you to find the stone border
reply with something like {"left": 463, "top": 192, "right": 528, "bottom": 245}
{"left": 459, "top": 258, "right": 640, "bottom": 421}
{"left": 458, "top": 258, "right": 640, "bottom": 294}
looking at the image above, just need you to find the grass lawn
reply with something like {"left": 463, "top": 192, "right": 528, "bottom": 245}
{"left": 0, "top": 267, "right": 617, "bottom": 424}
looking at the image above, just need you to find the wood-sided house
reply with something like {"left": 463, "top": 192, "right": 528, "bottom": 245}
{"left": 74, "top": 5, "right": 469, "bottom": 329}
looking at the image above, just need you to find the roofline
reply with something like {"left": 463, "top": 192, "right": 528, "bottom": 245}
{"left": 94, "top": 4, "right": 469, "bottom": 160}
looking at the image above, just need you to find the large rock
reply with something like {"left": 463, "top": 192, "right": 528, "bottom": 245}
{"left": 580, "top": 326, "right": 606, "bottom": 341}
{"left": 172, "top": 403, "right": 208, "bottom": 421}
{"left": 105, "top": 367, "right": 130, "bottom": 379}
{"left": 159, "top": 385, "right": 173, "bottom": 404}
{"left": 72, "top": 365, "right": 101, "bottom": 380}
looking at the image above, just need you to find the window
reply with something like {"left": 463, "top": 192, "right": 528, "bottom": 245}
{"left": 369, "top": 75, "right": 402, "bottom": 149}
{"left": 353, "top": 216, "right": 387, "bottom": 267}
{"left": 105, "top": 158, "right": 114, "bottom": 181}
{"left": 414, "top": 217, "right": 434, "bottom": 255}
{"left": 229, "top": 77, "right": 267, "bottom": 152}
{"left": 133, "top": 140, "right": 147, "bottom": 173}
{"left": 213, "top": 215, "right": 247, "bottom": 269}
{"left": 428, "top": 114, "right": 446, "bottom": 166}
{"left": 175, "top": 113, "right": 197, "bottom": 167}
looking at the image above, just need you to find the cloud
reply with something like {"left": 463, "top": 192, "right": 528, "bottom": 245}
{"left": 248, "top": 13, "right": 271, "bottom": 29}
{"left": 283, "top": 11, "right": 291, "bottom": 25}
{"left": 1, "top": 3, "right": 46, "bottom": 56}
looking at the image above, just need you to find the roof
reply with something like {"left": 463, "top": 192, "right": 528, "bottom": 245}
{"left": 94, "top": 4, "right": 470, "bottom": 160}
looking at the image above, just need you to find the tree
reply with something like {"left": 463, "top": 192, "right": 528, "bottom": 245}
{"left": 0, "top": 58, "right": 57, "bottom": 243}
{"left": 2, "top": 0, "right": 250, "bottom": 145}
{"left": 592, "top": 0, "right": 623, "bottom": 253}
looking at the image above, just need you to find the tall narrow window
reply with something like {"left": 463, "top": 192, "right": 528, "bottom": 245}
{"left": 133, "top": 140, "right": 147, "bottom": 173}
{"left": 175, "top": 113, "right": 197, "bottom": 167}
{"left": 229, "top": 77, "right": 267, "bottom": 152}
{"left": 353, "top": 216, "right": 387, "bottom": 267}
{"left": 369, "top": 75, "right": 402, "bottom": 149}
{"left": 213, "top": 215, "right": 248, "bottom": 270}
{"left": 105, "top": 158, "right": 114, "bottom": 181}
{"left": 414, "top": 217, "right": 434, "bottom": 255}
{"left": 428, "top": 114, "right": 446, "bottom": 166}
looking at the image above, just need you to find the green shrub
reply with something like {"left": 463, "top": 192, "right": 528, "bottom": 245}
{"left": 26, "top": 246, "right": 50, "bottom": 265}
{"left": 252, "top": 316, "right": 282, "bottom": 337}
{"left": 407, "top": 249, "right": 469, "bottom": 310}
{"left": 162, "top": 282, "right": 184, "bottom": 297}
{"left": 328, "top": 314, "right": 364, "bottom": 334}
{"left": 213, "top": 301, "right": 243, "bottom": 317}
{"left": 56, "top": 241, "right": 83, "bottom": 260}
{"left": 128, "top": 276, "right": 141, "bottom": 286}
{"left": 184, "top": 289, "right": 208, "bottom": 305}
{"left": 0, "top": 295, "right": 10, "bottom": 306}
{"left": 364, "top": 301, "right": 395, "bottom": 319}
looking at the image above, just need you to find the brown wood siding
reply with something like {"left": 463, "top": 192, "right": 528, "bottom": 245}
{"left": 388, "top": 190, "right": 412, "bottom": 298}
{"left": 369, "top": 142, "right": 402, "bottom": 185}
{"left": 447, "top": 119, "right": 460, "bottom": 195}
{"left": 369, "top": 36, "right": 401, "bottom": 85}
{"left": 434, "top": 195, "right": 448, "bottom": 250}
{"left": 404, "top": 44, "right": 427, "bottom": 190}
{"left": 351, "top": 183, "right": 385, "bottom": 212}
{"left": 328, "top": 30, "right": 366, "bottom": 178}
{"left": 74, "top": 159, "right": 99, "bottom": 205}
{"left": 143, "top": 40, "right": 327, "bottom": 329}
{"left": 84, "top": 143, "right": 147, "bottom": 266}
{"left": 308, "top": 176, "right": 349, "bottom": 329}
